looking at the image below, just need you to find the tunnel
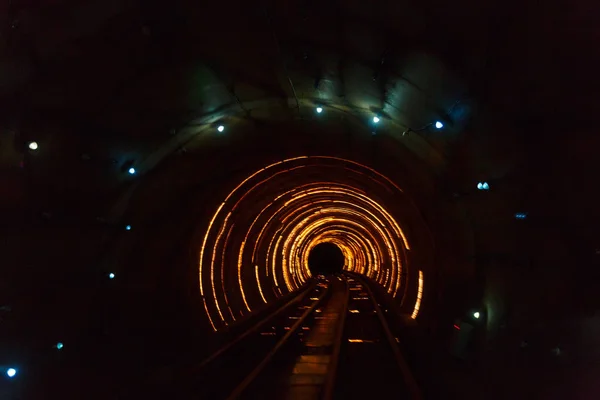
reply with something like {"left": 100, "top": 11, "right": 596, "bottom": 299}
{"left": 0, "top": 0, "right": 599, "bottom": 399}
{"left": 194, "top": 153, "right": 431, "bottom": 331}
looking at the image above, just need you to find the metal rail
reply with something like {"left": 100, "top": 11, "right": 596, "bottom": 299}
{"left": 119, "top": 282, "right": 318, "bottom": 398}
{"left": 358, "top": 275, "right": 423, "bottom": 400}
{"left": 193, "top": 282, "right": 318, "bottom": 372}
{"left": 321, "top": 276, "right": 350, "bottom": 400}
{"left": 225, "top": 281, "right": 331, "bottom": 399}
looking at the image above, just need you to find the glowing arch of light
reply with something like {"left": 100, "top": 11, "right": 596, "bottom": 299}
{"left": 198, "top": 156, "right": 418, "bottom": 331}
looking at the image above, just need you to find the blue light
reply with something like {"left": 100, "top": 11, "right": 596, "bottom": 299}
{"left": 477, "top": 182, "right": 483, "bottom": 190}
{"left": 56, "top": 342, "right": 64, "bottom": 350}
{"left": 109, "top": 272, "right": 115, "bottom": 279}
{"left": 435, "top": 121, "right": 444, "bottom": 129}
{"left": 6, "top": 368, "right": 16, "bottom": 378}
{"left": 483, "top": 182, "right": 489, "bottom": 190}
{"left": 128, "top": 167, "right": 136, "bottom": 175}
{"left": 125, "top": 225, "right": 131, "bottom": 231}
{"left": 515, "top": 213, "right": 528, "bottom": 220}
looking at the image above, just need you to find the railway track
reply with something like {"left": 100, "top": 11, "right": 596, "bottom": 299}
{"left": 127, "top": 273, "right": 420, "bottom": 400}
{"left": 224, "top": 274, "right": 421, "bottom": 400}
{"left": 330, "top": 275, "right": 422, "bottom": 400}
{"left": 122, "top": 279, "right": 329, "bottom": 399}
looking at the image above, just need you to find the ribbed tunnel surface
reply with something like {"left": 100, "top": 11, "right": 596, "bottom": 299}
{"left": 197, "top": 156, "right": 418, "bottom": 331}
{"left": 1, "top": 0, "right": 597, "bottom": 399}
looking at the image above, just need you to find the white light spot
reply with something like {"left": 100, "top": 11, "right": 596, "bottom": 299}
{"left": 128, "top": 167, "right": 136, "bottom": 175}
{"left": 217, "top": 125, "right": 225, "bottom": 132}
{"left": 6, "top": 368, "right": 16, "bottom": 378}
{"left": 435, "top": 121, "right": 444, "bottom": 129}
{"left": 477, "top": 182, "right": 483, "bottom": 190}
{"left": 109, "top": 272, "right": 115, "bottom": 279}
{"left": 552, "top": 347, "right": 561, "bottom": 356}
{"left": 372, "top": 116, "right": 380, "bottom": 123}
{"left": 473, "top": 311, "right": 481, "bottom": 319}
{"left": 28, "top": 141, "right": 38, "bottom": 150}
{"left": 316, "top": 107, "right": 323, "bottom": 113}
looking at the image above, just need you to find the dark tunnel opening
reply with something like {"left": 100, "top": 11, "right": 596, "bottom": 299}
{"left": 308, "top": 242, "right": 345, "bottom": 275}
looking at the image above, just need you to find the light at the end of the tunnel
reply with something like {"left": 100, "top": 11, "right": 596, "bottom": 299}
{"left": 108, "top": 272, "right": 115, "bottom": 279}
{"left": 128, "top": 167, "right": 136, "bottom": 175}
{"left": 435, "top": 121, "right": 444, "bottom": 129}
{"left": 473, "top": 311, "right": 481, "bottom": 319}
{"left": 125, "top": 225, "right": 131, "bottom": 231}
{"left": 56, "top": 342, "right": 64, "bottom": 350}
{"left": 372, "top": 116, "right": 380, "bottom": 123}
{"left": 28, "top": 141, "right": 38, "bottom": 150}
{"left": 316, "top": 107, "right": 323, "bottom": 113}
{"left": 217, "top": 125, "right": 225, "bottom": 132}
{"left": 6, "top": 368, "right": 16, "bottom": 378}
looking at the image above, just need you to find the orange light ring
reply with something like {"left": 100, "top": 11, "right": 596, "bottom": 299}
{"left": 294, "top": 207, "right": 397, "bottom": 285}
{"left": 249, "top": 181, "right": 371, "bottom": 262}
{"left": 212, "top": 205, "right": 398, "bottom": 326}
{"left": 304, "top": 226, "right": 375, "bottom": 272}
{"left": 290, "top": 216, "right": 390, "bottom": 286}
{"left": 265, "top": 226, "right": 283, "bottom": 288}
{"left": 288, "top": 217, "right": 382, "bottom": 287}
{"left": 228, "top": 165, "right": 307, "bottom": 213}
{"left": 220, "top": 200, "right": 397, "bottom": 324}
{"left": 210, "top": 212, "right": 231, "bottom": 323}
{"left": 299, "top": 197, "right": 403, "bottom": 286}
{"left": 279, "top": 186, "right": 409, "bottom": 250}
{"left": 221, "top": 223, "right": 236, "bottom": 321}
{"left": 277, "top": 197, "right": 402, "bottom": 293}
{"left": 236, "top": 176, "right": 367, "bottom": 264}
{"left": 255, "top": 193, "right": 377, "bottom": 291}
{"left": 276, "top": 191, "right": 405, "bottom": 294}
{"left": 199, "top": 156, "right": 412, "bottom": 331}
{"left": 303, "top": 228, "right": 373, "bottom": 276}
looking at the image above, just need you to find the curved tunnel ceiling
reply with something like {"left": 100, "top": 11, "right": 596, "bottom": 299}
{"left": 1, "top": 2, "right": 598, "bottom": 396}
{"left": 0, "top": 0, "right": 489, "bottom": 345}
{"left": 0, "top": 0, "right": 520, "bottom": 329}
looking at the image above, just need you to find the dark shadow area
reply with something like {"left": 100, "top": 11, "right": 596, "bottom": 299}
{"left": 308, "top": 242, "right": 345, "bottom": 275}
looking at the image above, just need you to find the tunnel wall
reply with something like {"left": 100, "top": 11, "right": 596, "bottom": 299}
{"left": 97, "top": 114, "right": 477, "bottom": 337}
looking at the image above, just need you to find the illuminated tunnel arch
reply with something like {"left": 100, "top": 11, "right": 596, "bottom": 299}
{"left": 198, "top": 155, "right": 423, "bottom": 331}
